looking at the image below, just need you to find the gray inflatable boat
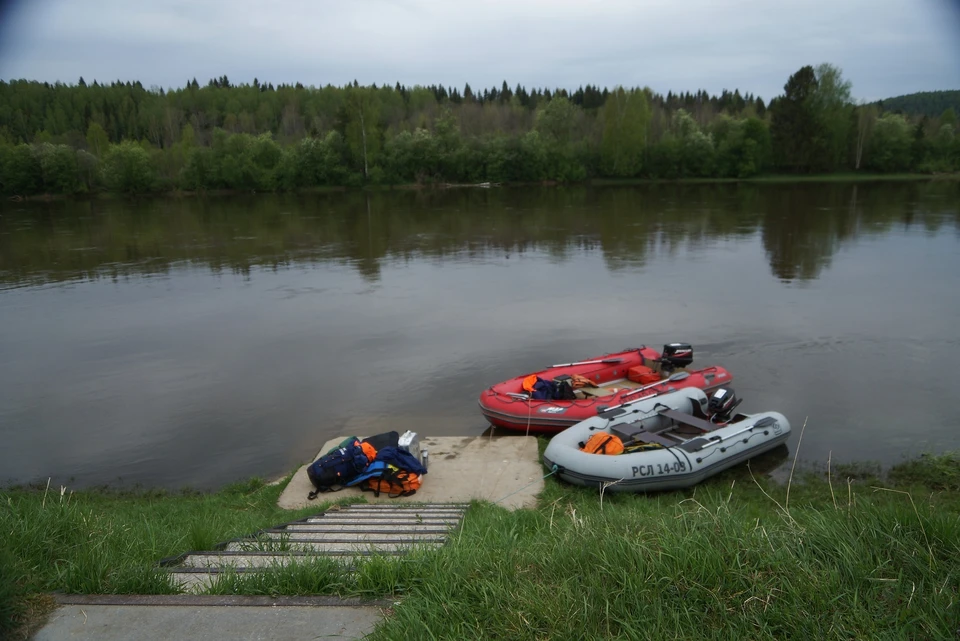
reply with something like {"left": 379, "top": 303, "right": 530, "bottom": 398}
{"left": 542, "top": 387, "right": 790, "bottom": 492}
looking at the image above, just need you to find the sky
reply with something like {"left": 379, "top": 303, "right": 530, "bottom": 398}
{"left": 0, "top": 0, "right": 958, "bottom": 102}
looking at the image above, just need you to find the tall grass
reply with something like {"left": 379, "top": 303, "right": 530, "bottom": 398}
{"left": 0, "top": 475, "right": 342, "bottom": 636}
{"left": 367, "top": 458, "right": 960, "bottom": 640}
{"left": 3, "top": 455, "right": 959, "bottom": 639}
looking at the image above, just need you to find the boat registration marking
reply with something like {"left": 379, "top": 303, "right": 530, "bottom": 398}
{"left": 632, "top": 461, "right": 687, "bottom": 477}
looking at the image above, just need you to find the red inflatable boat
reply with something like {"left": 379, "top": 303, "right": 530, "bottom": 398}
{"left": 478, "top": 345, "right": 734, "bottom": 434}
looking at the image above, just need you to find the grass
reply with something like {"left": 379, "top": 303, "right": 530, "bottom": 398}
{"left": 365, "top": 457, "right": 960, "bottom": 640}
{"left": 2, "top": 455, "right": 960, "bottom": 639}
{"left": 0, "top": 474, "right": 350, "bottom": 638}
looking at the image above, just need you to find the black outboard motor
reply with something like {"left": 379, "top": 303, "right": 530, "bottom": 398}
{"left": 661, "top": 343, "right": 694, "bottom": 373}
{"left": 708, "top": 387, "right": 741, "bottom": 423}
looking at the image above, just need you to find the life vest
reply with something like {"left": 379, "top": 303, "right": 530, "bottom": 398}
{"left": 522, "top": 374, "right": 539, "bottom": 393}
{"left": 364, "top": 466, "right": 422, "bottom": 498}
{"left": 579, "top": 433, "right": 624, "bottom": 455}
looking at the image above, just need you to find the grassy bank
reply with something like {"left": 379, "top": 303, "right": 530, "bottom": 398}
{"left": 0, "top": 476, "right": 338, "bottom": 638}
{"left": 3, "top": 454, "right": 959, "bottom": 639}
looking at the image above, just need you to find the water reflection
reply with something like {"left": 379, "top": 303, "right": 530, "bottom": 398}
{"left": 2, "top": 183, "right": 957, "bottom": 289}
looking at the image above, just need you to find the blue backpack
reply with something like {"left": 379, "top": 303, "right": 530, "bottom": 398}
{"left": 306, "top": 439, "right": 370, "bottom": 500}
{"left": 373, "top": 446, "right": 427, "bottom": 476}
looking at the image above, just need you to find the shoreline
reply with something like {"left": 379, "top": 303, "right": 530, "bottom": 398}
{"left": 5, "top": 172, "right": 957, "bottom": 203}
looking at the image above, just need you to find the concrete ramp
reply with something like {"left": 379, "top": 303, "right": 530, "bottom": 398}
{"left": 278, "top": 435, "right": 543, "bottom": 511}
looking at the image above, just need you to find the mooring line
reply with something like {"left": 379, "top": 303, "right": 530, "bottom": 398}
{"left": 493, "top": 465, "right": 558, "bottom": 505}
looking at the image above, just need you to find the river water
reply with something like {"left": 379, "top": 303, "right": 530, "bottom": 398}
{"left": 1, "top": 182, "right": 958, "bottom": 489}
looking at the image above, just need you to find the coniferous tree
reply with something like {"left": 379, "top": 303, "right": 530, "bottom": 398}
{"left": 770, "top": 66, "right": 820, "bottom": 172}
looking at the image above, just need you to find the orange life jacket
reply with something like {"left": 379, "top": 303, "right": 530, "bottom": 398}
{"left": 579, "top": 433, "right": 624, "bottom": 455}
{"left": 360, "top": 441, "right": 377, "bottom": 463}
{"left": 522, "top": 374, "right": 539, "bottom": 393}
{"left": 364, "top": 467, "right": 421, "bottom": 497}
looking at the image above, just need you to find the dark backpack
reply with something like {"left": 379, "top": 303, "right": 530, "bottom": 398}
{"left": 554, "top": 379, "right": 576, "bottom": 400}
{"left": 530, "top": 377, "right": 575, "bottom": 401}
{"left": 306, "top": 440, "right": 370, "bottom": 500}
{"left": 530, "top": 377, "right": 555, "bottom": 400}
{"left": 373, "top": 446, "right": 427, "bottom": 476}
{"left": 361, "top": 431, "right": 400, "bottom": 451}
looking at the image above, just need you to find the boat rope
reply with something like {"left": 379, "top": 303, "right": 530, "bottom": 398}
{"left": 525, "top": 395, "right": 533, "bottom": 437}
{"left": 493, "top": 465, "right": 558, "bottom": 506}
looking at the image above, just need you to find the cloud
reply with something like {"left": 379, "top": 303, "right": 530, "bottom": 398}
{"left": 0, "top": 0, "right": 957, "bottom": 100}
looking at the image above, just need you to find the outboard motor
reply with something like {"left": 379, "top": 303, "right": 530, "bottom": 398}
{"left": 708, "top": 387, "right": 741, "bottom": 423}
{"left": 660, "top": 343, "right": 694, "bottom": 373}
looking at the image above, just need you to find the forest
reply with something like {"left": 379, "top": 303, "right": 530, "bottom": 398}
{"left": 877, "top": 90, "right": 960, "bottom": 118}
{"left": 0, "top": 64, "right": 958, "bottom": 195}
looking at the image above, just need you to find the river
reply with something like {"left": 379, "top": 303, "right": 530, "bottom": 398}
{"left": 1, "top": 181, "right": 958, "bottom": 489}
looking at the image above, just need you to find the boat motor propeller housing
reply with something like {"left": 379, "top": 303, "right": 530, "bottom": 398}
{"left": 708, "top": 387, "right": 740, "bottom": 422}
{"left": 660, "top": 343, "right": 694, "bottom": 372}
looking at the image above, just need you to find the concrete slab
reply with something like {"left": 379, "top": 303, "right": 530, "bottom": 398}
{"left": 231, "top": 532, "right": 448, "bottom": 546}
{"left": 277, "top": 435, "right": 543, "bottom": 511}
{"left": 34, "top": 596, "right": 386, "bottom": 641}
{"left": 178, "top": 549, "right": 424, "bottom": 568}
{"left": 295, "top": 516, "right": 461, "bottom": 525}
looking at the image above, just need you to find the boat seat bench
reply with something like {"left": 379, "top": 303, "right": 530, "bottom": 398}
{"left": 610, "top": 425, "right": 678, "bottom": 448}
{"left": 657, "top": 408, "right": 718, "bottom": 432}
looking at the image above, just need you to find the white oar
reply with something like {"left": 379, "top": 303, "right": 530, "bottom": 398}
{"left": 550, "top": 358, "right": 623, "bottom": 368}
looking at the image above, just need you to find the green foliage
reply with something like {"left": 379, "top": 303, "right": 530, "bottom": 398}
{"left": 340, "top": 87, "right": 382, "bottom": 178}
{"left": 771, "top": 65, "right": 820, "bottom": 172}
{"left": 673, "top": 109, "right": 716, "bottom": 177}
{"left": 102, "top": 140, "right": 156, "bottom": 193}
{"left": 599, "top": 87, "right": 650, "bottom": 177}
{"left": 34, "top": 142, "right": 81, "bottom": 194}
{"left": 0, "top": 71, "right": 956, "bottom": 196}
{"left": 76, "top": 149, "right": 101, "bottom": 191}
{"left": 0, "top": 142, "right": 79, "bottom": 194}
{"left": 941, "top": 108, "right": 957, "bottom": 129}
{"left": 180, "top": 146, "right": 215, "bottom": 190}
{"left": 713, "top": 115, "right": 772, "bottom": 178}
{"left": 276, "top": 132, "right": 347, "bottom": 189}
{"left": 811, "top": 63, "right": 854, "bottom": 171}
{"left": 535, "top": 96, "right": 579, "bottom": 147}
{"left": 867, "top": 114, "right": 913, "bottom": 172}
{"left": 382, "top": 128, "right": 441, "bottom": 183}
{"left": 877, "top": 90, "right": 960, "bottom": 117}
{"left": 0, "top": 143, "right": 43, "bottom": 195}
{"left": 0, "top": 545, "right": 28, "bottom": 638}
{"left": 181, "top": 130, "right": 283, "bottom": 191}
{"left": 888, "top": 452, "right": 960, "bottom": 490}
{"left": 85, "top": 122, "right": 110, "bottom": 157}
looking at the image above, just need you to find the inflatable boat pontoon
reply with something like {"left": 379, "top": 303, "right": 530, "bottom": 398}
{"left": 479, "top": 344, "right": 733, "bottom": 434}
{"left": 542, "top": 387, "right": 790, "bottom": 492}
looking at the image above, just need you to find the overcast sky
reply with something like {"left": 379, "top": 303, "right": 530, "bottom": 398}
{"left": 1, "top": 0, "right": 958, "bottom": 102}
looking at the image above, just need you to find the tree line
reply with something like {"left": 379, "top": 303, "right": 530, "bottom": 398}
{"left": 0, "top": 65, "right": 958, "bottom": 196}
{"left": 877, "top": 90, "right": 960, "bottom": 118}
